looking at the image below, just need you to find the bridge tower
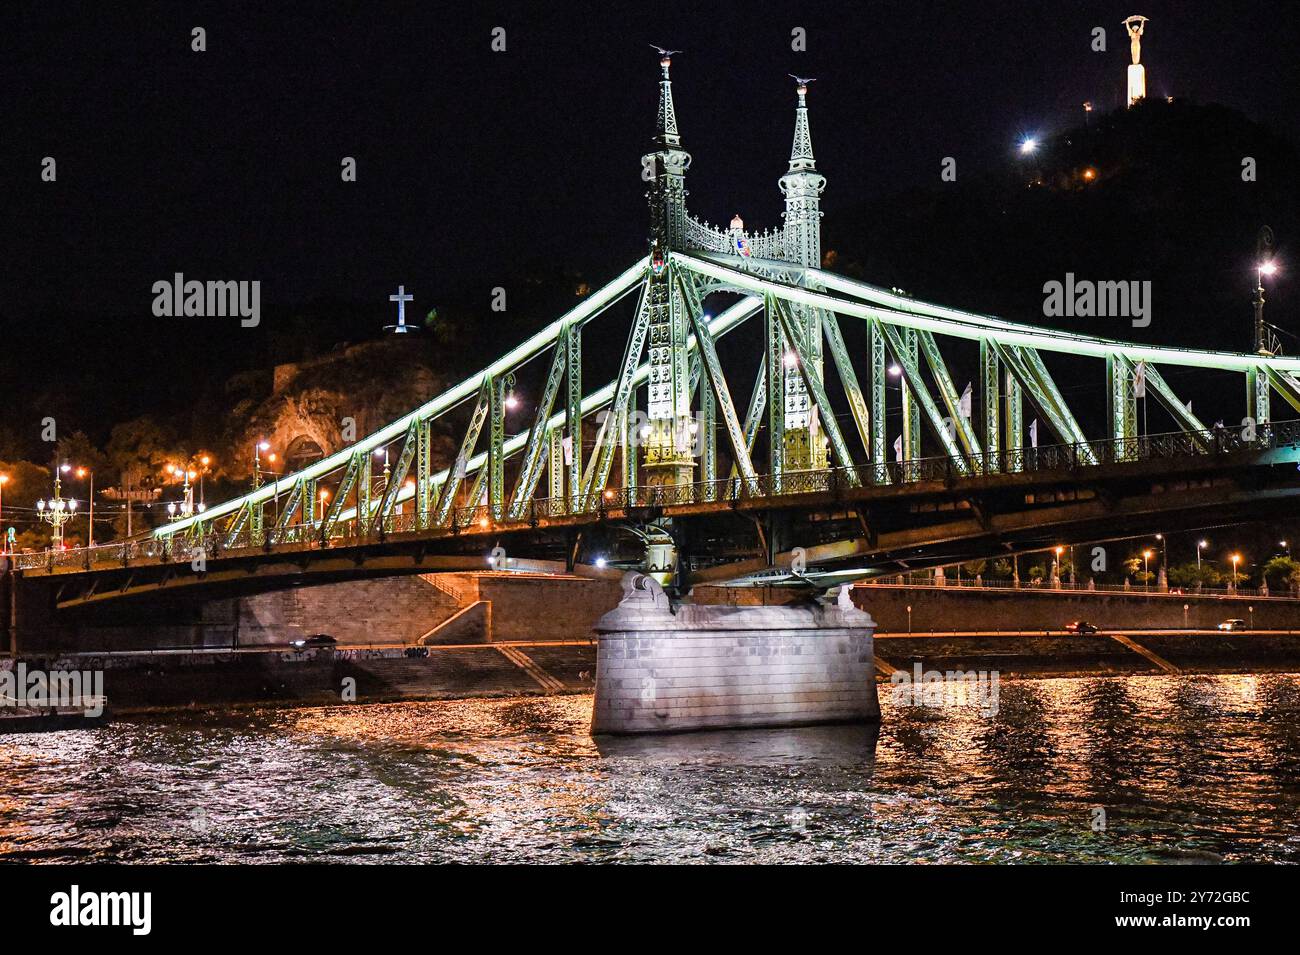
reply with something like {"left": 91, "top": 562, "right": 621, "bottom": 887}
{"left": 641, "top": 52, "right": 696, "bottom": 489}
{"left": 777, "top": 80, "right": 830, "bottom": 471}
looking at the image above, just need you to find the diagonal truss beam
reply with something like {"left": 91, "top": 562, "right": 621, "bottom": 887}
{"left": 681, "top": 274, "right": 757, "bottom": 482}
{"left": 433, "top": 382, "right": 490, "bottom": 527}
{"left": 508, "top": 325, "right": 571, "bottom": 519}
{"left": 772, "top": 296, "right": 861, "bottom": 484}
{"left": 917, "top": 330, "right": 983, "bottom": 459}
{"left": 820, "top": 310, "right": 873, "bottom": 460}
{"left": 877, "top": 322, "right": 970, "bottom": 474}
{"left": 373, "top": 418, "right": 419, "bottom": 532}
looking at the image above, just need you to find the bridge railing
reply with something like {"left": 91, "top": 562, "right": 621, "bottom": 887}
{"left": 8, "top": 420, "right": 1298, "bottom": 573}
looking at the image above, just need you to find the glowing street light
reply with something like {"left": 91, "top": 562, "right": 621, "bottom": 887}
{"left": 1231, "top": 552, "right": 1242, "bottom": 591}
{"left": 1197, "top": 538, "right": 1208, "bottom": 569}
{"left": 887, "top": 364, "right": 902, "bottom": 378}
{"left": 1142, "top": 549, "right": 1154, "bottom": 590}
{"left": 1019, "top": 137, "right": 1038, "bottom": 155}
{"left": 1254, "top": 246, "right": 1281, "bottom": 355}
{"left": 253, "top": 440, "right": 273, "bottom": 490}
{"left": 36, "top": 466, "right": 78, "bottom": 549}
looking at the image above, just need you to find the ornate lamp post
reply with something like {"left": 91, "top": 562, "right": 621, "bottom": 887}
{"left": 253, "top": 441, "right": 275, "bottom": 490}
{"left": 35, "top": 465, "right": 78, "bottom": 549}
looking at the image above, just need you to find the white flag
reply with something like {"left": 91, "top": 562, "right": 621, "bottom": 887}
{"left": 562, "top": 435, "right": 573, "bottom": 466}
{"left": 454, "top": 459, "right": 467, "bottom": 480}
{"left": 809, "top": 405, "right": 820, "bottom": 439}
{"left": 1186, "top": 399, "right": 1193, "bottom": 414}
{"left": 1029, "top": 419, "right": 1039, "bottom": 448}
{"left": 1133, "top": 361, "right": 1146, "bottom": 399}
{"left": 958, "top": 381, "right": 972, "bottom": 419}
{"left": 893, "top": 434, "right": 903, "bottom": 462}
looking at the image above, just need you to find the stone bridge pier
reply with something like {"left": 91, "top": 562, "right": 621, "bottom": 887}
{"left": 591, "top": 573, "right": 879, "bottom": 734}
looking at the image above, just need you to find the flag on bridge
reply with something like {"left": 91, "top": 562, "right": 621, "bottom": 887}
{"left": 1029, "top": 419, "right": 1039, "bottom": 448}
{"left": 893, "top": 434, "right": 903, "bottom": 462}
{"left": 1134, "top": 361, "right": 1147, "bottom": 398}
{"left": 562, "top": 434, "right": 573, "bottom": 466}
{"left": 958, "top": 381, "right": 972, "bottom": 418}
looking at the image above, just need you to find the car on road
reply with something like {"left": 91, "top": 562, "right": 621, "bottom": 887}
{"left": 1066, "top": 621, "right": 1100, "bottom": 634}
{"left": 289, "top": 633, "right": 338, "bottom": 649}
{"left": 1217, "top": 618, "right": 1246, "bottom": 632}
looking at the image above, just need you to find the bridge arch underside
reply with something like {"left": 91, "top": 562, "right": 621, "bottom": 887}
{"left": 31, "top": 447, "right": 1300, "bottom": 612}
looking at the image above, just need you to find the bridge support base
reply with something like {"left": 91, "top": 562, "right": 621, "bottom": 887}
{"left": 591, "top": 574, "right": 879, "bottom": 734}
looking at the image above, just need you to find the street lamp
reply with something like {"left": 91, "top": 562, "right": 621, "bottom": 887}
{"left": 253, "top": 441, "right": 272, "bottom": 490}
{"left": 1197, "top": 538, "right": 1207, "bottom": 569}
{"left": 35, "top": 465, "right": 79, "bottom": 549}
{"left": 1254, "top": 257, "right": 1280, "bottom": 356}
{"left": 1142, "top": 549, "right": 1154, "bottom": 590}
{"left": 1231, "top": 553, "right": 1242, "bottom": 592}
{"left": 318, "top": 488, "right": 329, "bottom": 523}
{"left": 1053, "top": 545, "right": 1064, "bottom": 585}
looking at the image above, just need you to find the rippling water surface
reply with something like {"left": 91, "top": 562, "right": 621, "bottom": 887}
{"left": 3, "top": 673, "right": 1299, "bottom": 863}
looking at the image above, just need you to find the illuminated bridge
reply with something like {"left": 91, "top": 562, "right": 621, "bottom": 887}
{"left": 11, "top": 54, "right": 1300, "bottom": 611}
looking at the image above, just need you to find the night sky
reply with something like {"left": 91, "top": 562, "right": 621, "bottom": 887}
{"left": 3, "top": 1, "right": 1298, "bottom": 416}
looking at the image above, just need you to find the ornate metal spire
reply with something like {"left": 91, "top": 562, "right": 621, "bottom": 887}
{"left": 653, "top": 49, "right": 681, "bottom": 148}
{"left": 787, "top": 77, "right": 817, "bottom": 171}
{"left": 643, "top": 47, "right": 691, "bottom": 251}
{"left": 779, "top": 77, "right": 826, "bottom": 269}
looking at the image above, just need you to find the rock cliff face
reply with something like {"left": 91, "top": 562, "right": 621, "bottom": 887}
{"left": 228, "top": 337, "right": 455, "bottom": 474}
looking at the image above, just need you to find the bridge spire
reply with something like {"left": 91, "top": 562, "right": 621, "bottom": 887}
{"left": 778, "top": 77, "right": 830, "bottom": 473}
{"left": 643, "top": 47, "right": 691, "bottom": 252}
{"left": 780, "top": 77, "right": 827, "bottom": 269}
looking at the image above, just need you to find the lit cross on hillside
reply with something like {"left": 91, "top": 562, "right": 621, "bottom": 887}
{"left": 386, "top": 285, "right": 416, "bottom": 334}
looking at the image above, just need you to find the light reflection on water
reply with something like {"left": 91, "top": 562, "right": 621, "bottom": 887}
{"left": 2, "top": 673, "right": 1298, "bottom": 863}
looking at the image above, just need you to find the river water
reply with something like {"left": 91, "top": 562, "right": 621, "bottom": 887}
{"left": 3, "top": 673, "right": 1299, "bottom": 863}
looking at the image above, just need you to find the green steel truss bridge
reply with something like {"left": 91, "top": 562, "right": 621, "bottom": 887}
{"left": 16, "top": 55, "right": 1300, "bottom": 604}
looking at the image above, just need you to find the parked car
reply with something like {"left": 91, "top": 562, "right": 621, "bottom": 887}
{"left": 289, "top": 633, "right": 338, "bottom": 649}
{"left": 1217, "top": 619, "right": 1246, "bottom": 632}
{"left": 1066, "top": 621, "right": 1100, "bottom": 634}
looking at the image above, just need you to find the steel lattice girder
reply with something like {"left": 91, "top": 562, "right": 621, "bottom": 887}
{"left": 980, "top": 339, "right": 1000, "bottom": 470}
{"left": 157, "top": 258, "right": 649, "bottom": 540}
{"left": 680, "top": 273, "right": 758, "bottom": 482}
{"left": 682, "top": 254, "right": 1300, "bottom": 373}
{"left": 375, "top": 418, "right": 420, "bottom": 531}
{"left": 771, "top": 295, "right": 861, "bottom": 484}
{"left": 581, "top": 277, "right": 655, "bottom": 509}
{"left": 508, "top": 324, "right": 571, "bottom": 519}
{"left": 876, "top": 321, "right": 971, "bottom": 474}
{"left": 433, "top": 384, "right": 489, "bottom": 527}
{"left": 990, "top": 340, "right": 1097, "bottom": 464}
{"left": 869, "top": 319, "right": 889, "bottom": 481}
{"left": 1264, "top": 366, "right": 1300, "bottom": 414}
{"left": 917, "top": 329, "right": 983, "bottom": 459}
{"left": 321, "top": 452, "right": 362, "bottom": 538}
{"left": 820, "top": 308, "right": 872, "bottom": 461}
{"left": 166, "top": 249, "right": 1300, "bottom": 545}
{"left": 1122, "top": 357, "right": 1210, "bottom": 450}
